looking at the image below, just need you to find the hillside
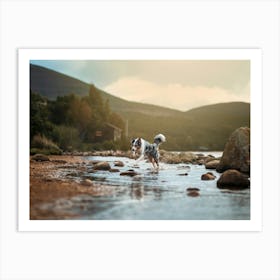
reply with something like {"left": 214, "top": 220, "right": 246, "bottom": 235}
{"left": 120, "top": 102, "right": 250, "bottom": 150}
{"left": 30, "top": 64, "right": 250, "bottom": 150}
{"left": 30, "top": 64, "right": 181, "bottom": 117}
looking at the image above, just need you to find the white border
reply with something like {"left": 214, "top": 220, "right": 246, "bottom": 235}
{"left": 18, "top": 48, "right": 262, "bottom": 232}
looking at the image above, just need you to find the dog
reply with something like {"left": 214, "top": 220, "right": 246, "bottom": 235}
{"left": 131, "top": 134, "right": 166, "bottom": 169}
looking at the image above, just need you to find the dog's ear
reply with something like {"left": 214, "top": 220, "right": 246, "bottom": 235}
{"left": 136, "top": 138, "right": 142, "bottom": 146}
{"left": 131, "top": 139, "right": 136, "bottom": 145}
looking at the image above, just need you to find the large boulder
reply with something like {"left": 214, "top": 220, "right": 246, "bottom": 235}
{"left": 216, "top": 127, "right": 250, "bottom": 174}
{"left": 217, "top": 169, "right": 250, "bottom": 189}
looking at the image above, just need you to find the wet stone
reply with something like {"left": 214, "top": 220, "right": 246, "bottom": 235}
{"left": 93, "top": 161, "right": 111, "bottom": 171}
{"left": 187, "top": 190, "right": 200, "bottom": 197}
{"left": 32, "top": 154, "right": 50, "bottom": 162}
{"left": 205, "top": 159, "right": 220, "bottom": 169}
{"left": 86, "top": 168, "right": 97, "bottom": 173}
{"left": 109, "top": 168, "right": 120, "bottom": 173}
{"left": 217, "top": 169, "right": 250, "bottom": 190}
{"left": 120, "top": 170, "right": 140, "bottom": 177}
{"left": 201, "top": 172, "right": 216, "bottom": 180}
{"left": 114, "top": 160, "right": 125, "bottom": 167}
{"left": 90, "top": 160, "right": 101, "bottom": 165}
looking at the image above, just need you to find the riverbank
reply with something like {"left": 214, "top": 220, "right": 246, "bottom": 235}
{"left": 30, "top": 155, "right": 115, "bottom": 219}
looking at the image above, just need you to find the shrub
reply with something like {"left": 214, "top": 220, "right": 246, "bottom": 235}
{"left": 52, "top": 125, "right": 81, "bottom": 151}
{"left": 30, "top": 148, "right": 62, "bottom": 155}
{"left": 31, "top": 135, "right": 62, "bottom": 155}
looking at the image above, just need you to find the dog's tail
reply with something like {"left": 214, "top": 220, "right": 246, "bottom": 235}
{"left": 154, "top": 134, "right": 166, "bottom": 145}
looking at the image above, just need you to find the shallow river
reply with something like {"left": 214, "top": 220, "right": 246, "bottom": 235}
{"left": 68, "top": 154, "right": 250, "bottom": 220}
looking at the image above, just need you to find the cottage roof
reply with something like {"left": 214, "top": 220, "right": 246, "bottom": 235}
{"left": 105, "top": 123, "right": 122, "bottom": 132}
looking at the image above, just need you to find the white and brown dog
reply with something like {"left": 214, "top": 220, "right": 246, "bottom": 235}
{"left": 131, "top": 134, "right": 166, "bottom": 169}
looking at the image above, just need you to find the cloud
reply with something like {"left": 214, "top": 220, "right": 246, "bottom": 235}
{"left": 104, "top": 77, "right": 250, "bottom": 111}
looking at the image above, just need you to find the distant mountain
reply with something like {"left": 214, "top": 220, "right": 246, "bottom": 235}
{"left": 184, "top": 102, "right": 250, "bottom": 129}
{"left": 30, "top": 64, "right": 180, "bottom": 117}
{"left": 30, "top": 64, "right": 250, "bottom": 150}
{"left": 30, "top": 64, "right": 89, "bottom": 99}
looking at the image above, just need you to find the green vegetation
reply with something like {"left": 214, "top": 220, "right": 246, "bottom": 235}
{"left": 30, "top": 64, "right": 250, "bottom": 153}
{"left": 30, "top": 135, "right": 62, "bottom": 155}
{"left": 30, "top": 84, "right": 128, "bottom": 154}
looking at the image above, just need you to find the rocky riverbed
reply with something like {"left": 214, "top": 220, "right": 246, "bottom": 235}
{"left": 30, "top": 151, "right": 250, "bottom": 220}
{"left": 30, "top": 127, "right": 251, "bottom": 220}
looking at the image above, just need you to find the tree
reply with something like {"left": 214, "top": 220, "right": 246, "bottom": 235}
{"left": 87, "top": 84, "right": 106, "bottom": 123}
{"left": 30, "top": 91, "right": 53, "bottom": 139}
{"left": 104, "top": 99, "right": 111, "bottom": 122}
{"left": 70, "top": 99, "right": 92, "bottom": 140}
{"left": 48, "top": 94, "right": 75, "bottom": 125}
{"left": 109, "top": 112, "right": 125, "bottom": 130}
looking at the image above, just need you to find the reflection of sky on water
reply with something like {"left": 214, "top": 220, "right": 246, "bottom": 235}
{"left": 72, "top": 155, "right": 250, "bottom": 220}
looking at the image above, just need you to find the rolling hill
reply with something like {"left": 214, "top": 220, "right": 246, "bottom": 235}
{"left": 30, "top": 64, "right": 181, "bottom": 117}
{"left": 30, "top": 64, "right": 250, "bottom": 150}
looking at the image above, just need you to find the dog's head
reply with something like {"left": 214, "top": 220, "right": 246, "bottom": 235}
{"left": 131, "top": 138, "right": 142, "bottom": 157}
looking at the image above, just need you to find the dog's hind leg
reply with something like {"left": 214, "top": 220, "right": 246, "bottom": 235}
{"left": 154, "top": 158, "right": 159, "bottom": 170}
{"left": 148, "top": 156, "right": 156, "bottom": 169}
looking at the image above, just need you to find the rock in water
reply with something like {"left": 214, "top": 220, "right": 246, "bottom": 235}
{"left": 32, "top": 154, "right": 50, "bottom": 162}
{"left": 204, "top": 155, "right": 215, "bottom": 163}
{"left": 89, "top": 160, "right": 101, "bottom": 165}
{"left": 201, "top": 172, "right": 216, "bottom": 180}
{"left": 216, "top": 127, "right": 250, "bottom": 174}
{"left": 92, "top": 161, "right": 111, "bottom": 171}
{"left": 114, "top": 160, "right": 125, "bottom": 167}
{"left": 217, "top": 169, "right": 250, "bottom": 189}
{"left": 109, "top": 168, "right": 120, "bottom": 173}
{"left": 187, "top": 190, "right": 200, "bottom": 197}
{"left": 120, "top": 170, "right": 139, "bottom": 177}
{"left": 205, "top": 159, "right": 220, "bottom": 169}
{"left": 178, "top": 173, "right": 188, "bottom": 176}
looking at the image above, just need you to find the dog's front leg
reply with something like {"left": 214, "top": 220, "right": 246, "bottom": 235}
{"left": 135, "top": 154, "right": 145, "bottom": 163}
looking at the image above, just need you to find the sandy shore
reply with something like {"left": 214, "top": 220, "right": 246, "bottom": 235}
{"left": 30, "top": 155, "right": 113, "bottom": 219}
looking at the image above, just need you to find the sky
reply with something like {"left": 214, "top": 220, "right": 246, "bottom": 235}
{"left": 31, "top": 60, "right": 250, "bottom": 111}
